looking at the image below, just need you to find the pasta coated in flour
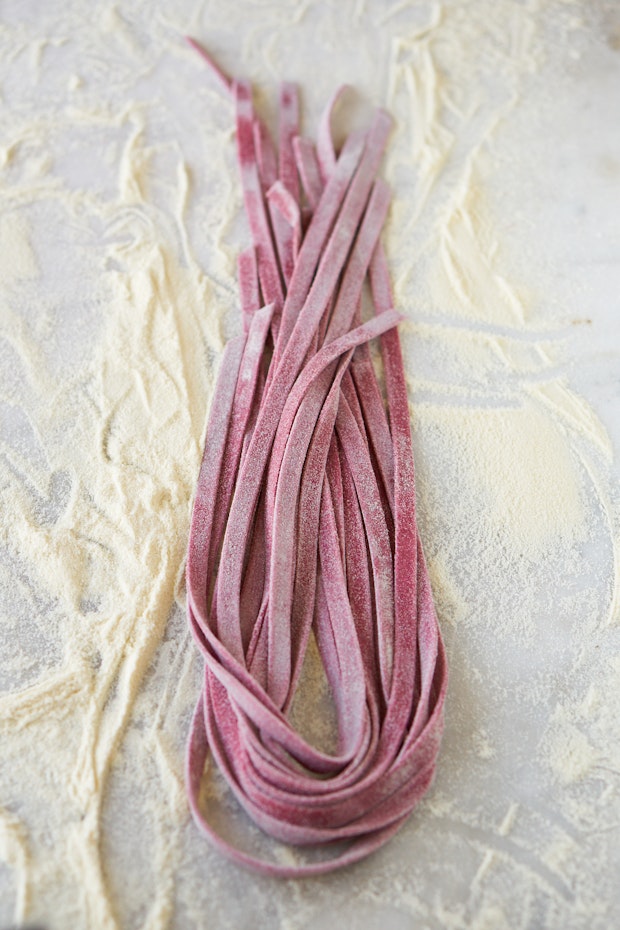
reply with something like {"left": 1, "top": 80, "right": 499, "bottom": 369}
{"left": 185, "top": 42, "right": 447, "bottom": 877}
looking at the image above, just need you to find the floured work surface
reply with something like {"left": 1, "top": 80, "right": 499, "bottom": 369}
{"left": 0, "top": 1, "right": 619, "bottom": 928}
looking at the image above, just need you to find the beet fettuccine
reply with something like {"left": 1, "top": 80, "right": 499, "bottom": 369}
{"left": 185, "top": 41, "right": 448, "bottom": 877}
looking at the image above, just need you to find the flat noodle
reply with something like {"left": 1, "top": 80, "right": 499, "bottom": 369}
{"left": 185, "top": 42, "right": 447, "bottom": 877}
{"left": 237, "top": 246, "right": 260, "bottom": 331}
{"left": 293, "top": 136, "right": 323, "bottom": 211}
{"left": 271, "top": 82, "right": 300, "bottom": 284}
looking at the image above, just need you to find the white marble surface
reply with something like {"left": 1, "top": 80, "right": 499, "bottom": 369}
{"left": 1, "top": 2, "right": 619, "bottom": 929}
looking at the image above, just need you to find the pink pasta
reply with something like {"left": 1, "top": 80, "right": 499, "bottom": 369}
{"left": 185, "top": 40, "right": 447, "bottom": 877}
